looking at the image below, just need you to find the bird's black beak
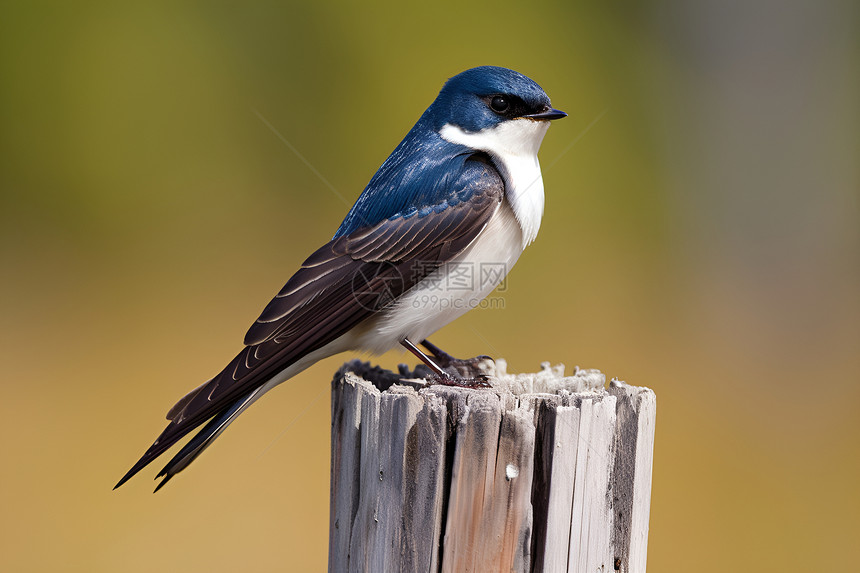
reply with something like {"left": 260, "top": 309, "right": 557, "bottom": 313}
{"left": 523, "top": 107, "right": 567, "bottom": 121}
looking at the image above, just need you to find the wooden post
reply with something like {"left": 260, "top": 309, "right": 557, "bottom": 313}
{"left": 329, "top": 358, "right": 656, "bottom": 573}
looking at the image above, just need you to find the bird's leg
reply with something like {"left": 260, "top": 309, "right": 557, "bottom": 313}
{"left": 401, "top": 338, "right": 491, "bottom": 388}
{"left": 418, "top": 339, "right": 459, "bottom": 367}
{"left": 402, "top": 338, "right": 448, "bottom": 377}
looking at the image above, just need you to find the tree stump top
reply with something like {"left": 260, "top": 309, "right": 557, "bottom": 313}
{"left": 329, "top": 358, "right": 655, "bottom": 573}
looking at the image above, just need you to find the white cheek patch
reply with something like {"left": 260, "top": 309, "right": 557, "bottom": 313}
{"left": 440, "top": 120, "right": 549, "bottom": 246}
{"left": 440, "top": 119, "right": 550, "bottom": 158}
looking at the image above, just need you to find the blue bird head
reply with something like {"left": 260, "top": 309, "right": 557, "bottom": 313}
{"left": 334, "top": 66, "right": 565, "bottom": 239}
{"left": 426, "top": 66, "right": 566, "bottom": 133}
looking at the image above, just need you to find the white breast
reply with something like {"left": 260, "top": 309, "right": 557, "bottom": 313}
{"left": 354, "top": 201, "right": 524, "bottom": 354}
{"left": 350, "top": 119, "right": 554, "bottom": 355}
{"left": 439, "top": 119, "right": 551, "bottom": 246}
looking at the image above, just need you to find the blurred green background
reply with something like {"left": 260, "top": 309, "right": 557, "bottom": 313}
{"left": 1, "top": 1, "right": 858, "bottom": 571}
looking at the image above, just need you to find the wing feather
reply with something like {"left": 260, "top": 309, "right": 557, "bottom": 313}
{"left": 115, "top": 155, "right": 504, "bottom": 488}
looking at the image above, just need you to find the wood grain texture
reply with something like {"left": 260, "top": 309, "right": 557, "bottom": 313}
{"left": 609, "top": 380, "right": 657, "bottom": 573}
{"left": 329, "top": 359, "right": 656, "bottom": 573}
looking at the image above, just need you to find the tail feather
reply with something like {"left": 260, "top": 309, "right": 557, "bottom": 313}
{"left": 113, "top": 419, "right": 206, "bottom": 490}
{"left": 153, "top": 387, "right": 266, "bottom": 491}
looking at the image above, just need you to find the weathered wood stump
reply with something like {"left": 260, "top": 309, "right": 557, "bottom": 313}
{"left": 329, "top": 358, "right": 656, "bottom": 573}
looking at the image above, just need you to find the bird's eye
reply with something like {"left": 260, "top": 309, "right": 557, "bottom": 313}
{"left": 490, "top": 95, "right": 509, "bottom": 113}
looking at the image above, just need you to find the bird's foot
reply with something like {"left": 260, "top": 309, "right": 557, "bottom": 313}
{"left": 429, "top": 372, "right": 493, "bottom": 389}
{"left": 401, "top": 338, "right": 495, "bottom": 388}
{"left": 420, "top": 339, "right": 495, "bottom": 378}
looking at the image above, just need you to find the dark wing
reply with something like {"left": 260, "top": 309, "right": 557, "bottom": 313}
{"left": 115, "top": 155, "right": 504, "bottom": 489}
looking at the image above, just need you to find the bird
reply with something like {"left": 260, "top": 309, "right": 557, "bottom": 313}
{"left": 115, "top": 65, "right": 566, "bottom": 491}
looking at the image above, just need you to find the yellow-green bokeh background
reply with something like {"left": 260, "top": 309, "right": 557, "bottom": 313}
{"left": 2, "top": 1, "right": 858, "bottom": 571}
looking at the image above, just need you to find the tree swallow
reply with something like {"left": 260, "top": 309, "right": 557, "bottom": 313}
{"left": 116, "top": 66, "right": 566, "bottom": 491}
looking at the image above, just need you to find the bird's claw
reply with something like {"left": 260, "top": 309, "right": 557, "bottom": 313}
{"left": 430, "top": 372, "right": 493, "bottom": 389}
